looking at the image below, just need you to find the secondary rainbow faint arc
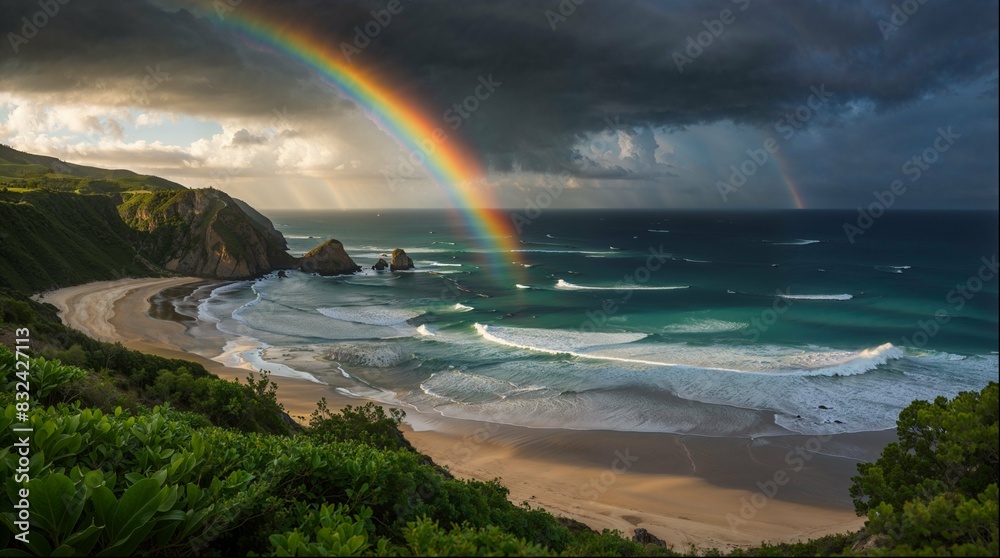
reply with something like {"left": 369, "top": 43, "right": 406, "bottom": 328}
{"left": 774, "top": 150, "right": 806, "bottom": 209}
{"left": 213, "top": 9, "right": 523, "bottom": 273}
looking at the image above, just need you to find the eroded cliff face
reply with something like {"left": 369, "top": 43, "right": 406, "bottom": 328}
{"left": 118, "top": 189, "right": 295, "bottom": 279}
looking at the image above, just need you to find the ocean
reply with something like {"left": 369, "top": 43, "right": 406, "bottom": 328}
{"left": 167, "top": 210, "right": 999, "bottom": 439}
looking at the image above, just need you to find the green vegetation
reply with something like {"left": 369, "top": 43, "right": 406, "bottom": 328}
{"left": 848, "top": 383, "right": 998, "bottom": 556}
{"left": 0, "top": 190, "right": 157, "bottom": 293}
{"left": 0, "top": 347, "right": 660, "bottom": 556}
{"left": 0, "top": 145, "right": 184, "bottom": 193}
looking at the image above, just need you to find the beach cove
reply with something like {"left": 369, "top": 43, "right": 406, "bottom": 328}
{"left": 37, "top": 276, "right": 885, "bottom": 551}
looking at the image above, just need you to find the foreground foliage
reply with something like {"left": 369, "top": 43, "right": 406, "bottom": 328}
{"left": 849, "top": 382, "right": 998, "bottom": 556}
{"left": 0, "top": 351, "right": 657, "bottom": 556}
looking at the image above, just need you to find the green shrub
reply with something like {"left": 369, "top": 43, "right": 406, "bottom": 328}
{"left": 402, "top": 516, "right": 551, "bottom": 556}
{"left": 850, "top": 383, "right": 998, "bottom": 555}
{"left": 307, "top": 399, "right": 407, "bottom": 451}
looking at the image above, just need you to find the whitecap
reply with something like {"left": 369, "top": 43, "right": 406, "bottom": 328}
{"left": 555, "top": 279, "right": 688, "bottom": 291}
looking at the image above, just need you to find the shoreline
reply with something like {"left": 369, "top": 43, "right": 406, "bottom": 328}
{"left": 38, "top": 277, "right": 888, "bottom": 551}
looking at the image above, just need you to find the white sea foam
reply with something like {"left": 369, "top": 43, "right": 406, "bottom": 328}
{"left": 779, "top": 293, "right": 853, "bottom": 301}
{"left": 474, "top": 323, "right": 647, "bottom": 354}
{"left": 474, "top": 323, "right": 905, "bottom": 377}
{"left": 662, "top": 319, "right": 746, "bottom": 333}
{"left": 212, "top": 338, "right": 324, "bottom": 384}
{"left": 515, "top": 284, "right": 532, "bottom": 289}
{"left": 765, "top": 239, "right": 821, "bottom": 245}
{"left": 425, "top": 261, "right": 462, "bottom": 267}
{"left": 318, "top": 306, "right": 422, "bottom": 326}
{"left": 417, "top": 324, "right": 436, "bottom": 336}
{"left": 452, "top": 303, "right": 474, "bottom": 311}
{"left": 876, "top": 265, "right": 911, "bottom": 274}
{"left": 648, "top": 229, "right": 670, "bottom": 233}
{"left": 555, "top": 279, "right": 688, "bottom": 291}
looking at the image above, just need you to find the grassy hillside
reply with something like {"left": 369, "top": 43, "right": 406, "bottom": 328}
{"left": 0, "top": 148, "right": 295, "bottom": 293}
{"left": 0, "top": 144, "right": 185, "bottom": 193}
{"left": 0, "top": 190, "right": 160, "bottom": 293}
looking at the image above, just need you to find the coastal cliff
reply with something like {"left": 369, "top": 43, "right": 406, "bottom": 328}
{"left": 118, "top": 189, "right": 296, "bottom": 279}
{"left": 1, "top": 146, "right": 398, "bottom": 292}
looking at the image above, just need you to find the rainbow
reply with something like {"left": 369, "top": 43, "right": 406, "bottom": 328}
{"left": 210, "top": 7, "right": 523, "bottom": 277}
{"left": 774, "top": 150, "right": 806, "bottom": 209}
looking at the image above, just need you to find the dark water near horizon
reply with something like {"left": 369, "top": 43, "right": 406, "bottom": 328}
{"left": 173, "top": 210, "right": 999, "bottom": 440}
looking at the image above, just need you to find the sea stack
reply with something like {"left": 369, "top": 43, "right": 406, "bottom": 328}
{"left": 373, "top": 258, "right": 388, "bottom": 271}
{"left": 389, "top": 248, "right": 415, "bottom": 271}
{"left": 298, "top": 239, "right": 362, "bottom": 275}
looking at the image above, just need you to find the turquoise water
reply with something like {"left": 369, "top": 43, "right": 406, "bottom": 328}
{"left": 182, "top": 210, "right": 999, "bottom": 437}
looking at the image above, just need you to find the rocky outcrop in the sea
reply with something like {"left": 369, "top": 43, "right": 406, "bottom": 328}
{"left": 118, "top": 188, "right": 295, "bottom": 279}
{"left": 389, "top": 248, "right": 414, "bottom": 271}
{"left": 298, "top": 239, "right": 362, "bottom": 275}
{"left": 373, "top": 258, "right": 388, "bottom": 271}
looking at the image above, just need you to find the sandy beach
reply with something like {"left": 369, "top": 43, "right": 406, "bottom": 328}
{"left": 38, "top": 277, "right": 889, "bottom": 551}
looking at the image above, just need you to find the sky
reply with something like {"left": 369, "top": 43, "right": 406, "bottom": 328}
{"left": 0, "top": 0, "right": 997, "bottom": 210}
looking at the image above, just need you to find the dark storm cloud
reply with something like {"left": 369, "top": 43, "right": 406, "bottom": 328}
{"left": 1, "top": 0, "right": 996, "bottom": 188}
